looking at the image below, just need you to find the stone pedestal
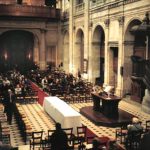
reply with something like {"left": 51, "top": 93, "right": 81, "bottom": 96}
{"left": 142, "top": 89, "right": 150, "bottom": 114}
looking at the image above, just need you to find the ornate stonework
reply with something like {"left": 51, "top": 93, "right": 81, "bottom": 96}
{"left": 118, "top": 16, "right": 125, "bottom": 26}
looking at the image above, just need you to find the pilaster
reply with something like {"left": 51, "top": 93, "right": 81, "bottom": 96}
{"left": 84, "top": 0, "right": 89, "bottom": 79}
{"left": 69, "top": 0, "right": 74, "bottom": 73}
{"left": 39, "top": 29, "right": 46, "bottom": 70}
{"left": 104, "top": 18, "right": 110, "bottom": 86}
{"left": 115, "top": 16, "right": 125, "bottom": 96}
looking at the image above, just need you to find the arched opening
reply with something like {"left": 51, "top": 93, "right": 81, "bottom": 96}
{"left": 0, "top": 30, "right": 35, "bottom": 73}
{"left": 124, "top": 19, "right": 146, "bottom": 102}
{"left": 63, "top": 31, "right": 69, "bottom": 73}
{"left": 92, "top": 25, "right": 105, "bottom": 85}
{"left": 74, "top": 29, "right": 84, "bottom": 74}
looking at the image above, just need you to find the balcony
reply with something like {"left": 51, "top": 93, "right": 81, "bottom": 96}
{"left": 0, "top": 4, "right": 61, "bottom": 21}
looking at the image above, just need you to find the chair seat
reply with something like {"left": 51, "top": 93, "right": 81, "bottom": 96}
{"left": 30, "top": 139, "right": 41, "bottom": 144}
{"left": 86, "top": 143, "right": 92, "bottom": 149}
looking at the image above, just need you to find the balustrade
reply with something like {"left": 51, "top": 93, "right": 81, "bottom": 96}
{"left": 0, "top": 4, "right": 60, "bottom": 19}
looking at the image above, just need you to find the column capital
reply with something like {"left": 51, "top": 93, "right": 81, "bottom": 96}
{"left": 104, "top": 19, "right": 110, "bottom": 28}
{"left": 40, "top": 29, "right": 47, "bottom": 33}
{"left": 118, "top": 16, "right": 125, "bottom": 26}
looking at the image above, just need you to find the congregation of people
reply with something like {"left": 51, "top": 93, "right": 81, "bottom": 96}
{"left": 28, "top": 67, "right": 93, "bottom": 103}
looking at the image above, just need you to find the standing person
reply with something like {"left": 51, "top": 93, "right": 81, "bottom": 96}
{"left": 50, "top": 123, "right": 68, "bottom": 150}
{"left": 4, "top": 89, "right": 16, "bottom": 125}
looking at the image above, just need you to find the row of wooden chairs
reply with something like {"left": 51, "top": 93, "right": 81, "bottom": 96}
{"left": 15, "top": 90, "right": 38, "bottom": 104}
{"left": 57, "top": 93, "right": 93, "bottom": 104}
{"left": 14, "top": 103, "right": 33, "bottom": 144}
{"left": 30, "top": 126, "right": 87, "bottom": 150}
{"left": 0, "top": 103, "right": 11, "bottom": 145}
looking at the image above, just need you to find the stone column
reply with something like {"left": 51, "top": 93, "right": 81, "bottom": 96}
{"left": 83, "top": 0, "right": 89, "bottom": 80}
{"left": 33, "top": 37, "right": 39, "bottom": 64}
{"left": 69, "top": 0, "right": 74, "bottom": 73}
{"left": 88, "top": 22, "right": 93, "bottom": 82}
{"left": 115, "top": 16, "right": 124, "bottom": 96}
{"left": 104, "top": 19, "right": 110, "bottom": 86}
{"left": 39, "top": 29, "right": 46, "bottom": 70}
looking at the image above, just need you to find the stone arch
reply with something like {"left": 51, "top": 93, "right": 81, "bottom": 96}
{"left": 124, "top": 18, "right": 142, "bottom": 42}
{"left": 0, "top": 29, "right": 40, "bottom": 72}
{"left": 123, "top": 18, "right": 146, "bottom": 100}
{"left": 91, "top": 25, "right": 105, "bottom": 84}
{"left": 74, "top": 28, "right": 84, "bottom": 75}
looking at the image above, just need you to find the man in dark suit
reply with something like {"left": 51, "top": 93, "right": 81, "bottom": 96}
{"left": 4, "top": 89, "right": 16, "bottom": 125}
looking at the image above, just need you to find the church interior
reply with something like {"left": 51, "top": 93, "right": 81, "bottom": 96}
{"left": 0, "top": 0, "right": 150, "bottom": 150}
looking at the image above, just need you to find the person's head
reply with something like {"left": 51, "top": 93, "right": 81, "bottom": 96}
{"left": 55, "top": 122, "right": 61, "bottom": 130}
{"left": 8, "top": 89, "right": 12, "bottom": 94}
{"left": 132, "top": 117, "right": 139, "bottom": 124}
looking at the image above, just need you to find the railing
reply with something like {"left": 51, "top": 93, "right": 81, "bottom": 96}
{"left": 0, "top": 4, "right": 61, "bottom": 19}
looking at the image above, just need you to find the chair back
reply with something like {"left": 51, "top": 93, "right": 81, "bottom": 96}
{"left": 47, "top": 129, "right": 55, "bottom": 141}
{"left": 77, "top": 126, "right": 87, "bottom": 141}
{"left": 31, "top": 130, "right": 43, "bottom": 142}
{"left": 63, "top": 127, "right": 73, "bottom": 139}
{"left": 30, "top": 130, "right": 43, "bottom": 150}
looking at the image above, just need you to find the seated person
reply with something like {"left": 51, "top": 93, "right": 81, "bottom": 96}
{"left": 50, "top": 122, "right": 68, "bottom": 150}
{"left": 125, "top": 117, "right": 143, "bottom": 147}
{"left": 140, "top": 129, "right": 150, "bottom": 150}
{"left": 15, "top": 84, "right": 22, "bottom": 95}
{"left": 127, "top": 117, "right": 143, "bottom": 133}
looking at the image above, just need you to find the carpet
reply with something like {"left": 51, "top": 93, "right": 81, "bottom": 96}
{"left": 31, "top": 82, "right": 48, "bottom": 106}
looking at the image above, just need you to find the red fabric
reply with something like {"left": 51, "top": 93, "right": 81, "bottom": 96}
{"left": 31, "top": 82, "right": 48, "bottom": 106}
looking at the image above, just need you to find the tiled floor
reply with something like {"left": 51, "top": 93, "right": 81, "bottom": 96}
{"left": 9, "top": 96, "right": 150, "bottom": 150}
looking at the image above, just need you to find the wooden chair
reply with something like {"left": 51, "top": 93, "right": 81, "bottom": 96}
{"left": 74, "top": 126, "right": 87, "bottom": 149}
{"left": 116, "top": 125, "right": 128, "bottom": 143}
{"left": 67, "top": 137, "right": 75, "bottom": 150}
{"left": 77, "top": 126, "right": 87, "bottom": 141}
{"left": 30, "top": 131, "right": 43, "bottom": 150}
{"left": 43, "top": 129, "right": 55, "bottom": 149}
{"left": 63, "top": 127, "right": 73, "bottom": 140}
{"left": 0, "top": 121, "right": 11, "bottom": 145}
{"left": 86, "top": 136, "right": 96, "bottom": 150}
